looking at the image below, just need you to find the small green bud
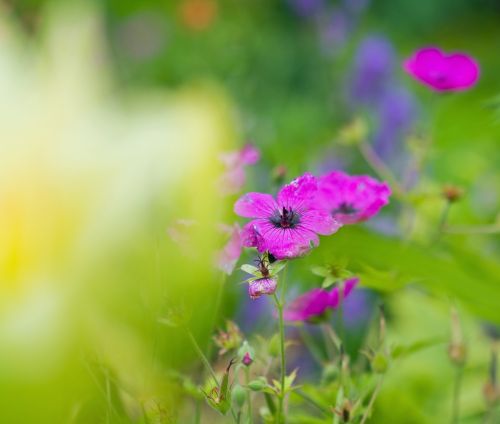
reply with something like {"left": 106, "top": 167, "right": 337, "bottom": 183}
{"left": 247, "top": 377, "right": 268, "bottom": 391}
{"left": 232, "top": 384, "right": 246, "bottom": 409}
{"left": 371, "top": 352, "right": 388, "bottom": 374}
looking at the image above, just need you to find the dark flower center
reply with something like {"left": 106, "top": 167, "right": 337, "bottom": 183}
{"left": 270, "top": 206, "right": 300, "bottom": 229}
{"left": 332, "top": 202, "right": 358, "bottom": 215}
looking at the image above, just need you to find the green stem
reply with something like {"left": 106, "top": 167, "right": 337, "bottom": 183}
{"left": 207, "top": 273, "right": 227, "bottom": 356}
{"left": 273, "top": 292, "right": 287, "bottom": 424}
{"left": 451, "top": 365, "right": 464, "bottom": 424}
{"left": 299, "top": 327, "right": 326, "bottom": 365}
{"left": 438, "top": 201, "right": 451, "bottom": 233}
{"left": 360, "top": 377, "right": 384, "bottom": 424}
{"left": 358, "top": 142, "right": 404, "bottom": 198}
{"left": 186, "top": 327, "right": 219, "bottom": 386}
{"left": 245, "top": 366, "right": 253, "bottom": 423}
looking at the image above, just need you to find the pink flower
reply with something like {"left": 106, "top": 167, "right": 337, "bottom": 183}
{"left": 403, "top": 47, "right": 479, "bottom": 92}
{"left": 283, "top": 277, "right": 359, "bottom": 322}
{"left": 216, "top": 224, "right": 243, "bottom": 275}
{"left": 235, "top": 173, "right": 342, "bottom": 259}
{"left": 316, "top": 171, "right": 390, "bottom": 225}
{"left": 218, "top": 144, "right": 260, "bottom": 195}
{"left": 248, "top": 277, "right": 277, "bottom": 300}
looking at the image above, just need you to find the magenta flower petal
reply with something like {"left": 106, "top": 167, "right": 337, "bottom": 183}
{"left": 235, "top": 173, "right": 344, "bottom": 259}
{"left": 404, "top": 47, "right": 479, "bottom": 92}
{"left": 328, "top": 277, "right": 359, "bottom": 308}
{"left": 234, "top": 193, "right": 278, "bottom": 218}
{"left": 317, "top": 171, "right": 391, "bottom": 224}
{"left": 283, "top": 288, "right": 331, "bottom": 321}
{"left": 283, "top": 277, "right": 359, "bottom": 322}
{"left": 277, "top": 173, "right": 317, "bottom": 209}
{"left": 299, "top": 208, "right": 342, "bottom": 235}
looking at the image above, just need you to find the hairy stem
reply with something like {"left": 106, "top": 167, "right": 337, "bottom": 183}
{"left": 273, "top": 294, "right": 286, "bottom": 424}
{"left": 186, "top": 327, "right": 219, "bottom": 386}
{"left": 360, "top": 377, "right": 384, "bottom": 424}
{"left": 451, "top": 365, "right": 464, "bottom": 424}
{"left": 245, "top": 366, "right": 253, "bottom": 422}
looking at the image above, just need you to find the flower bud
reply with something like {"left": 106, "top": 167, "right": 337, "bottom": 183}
{"left": 232, "top": 384, "right": 246, "bottom": 409}
{"left": 442, "top": 185, "right": 463, "bottom": 203}
{"left": 242, "top": 352, "right": 253, "bottom": 366}
{"left": 247, "top": 377, "right": 268, "bottom": 391}
{"left": 371, "top": 352, "right": 389, "bottom": 374}
{"left": 248, "top": 277, "right": 277, "bottom": 300}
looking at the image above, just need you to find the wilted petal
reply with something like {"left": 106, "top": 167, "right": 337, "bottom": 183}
{"left": 248, "top": 278, "right": 277, "bottom": 300}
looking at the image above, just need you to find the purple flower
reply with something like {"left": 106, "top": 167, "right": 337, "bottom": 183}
{"left": 316, "top": 171, "right": 391, "bottom": 224}
{"left": 404, "top": 47, "right": 480, "bottom": 92}
{"left": 218, "top": 144, "right": 260, "bottom": 196}
{"left": 235, "top": 173, "right": 342, "bottom": 259}
{"left": 248, "top": 277, "right": 277, "bottom": 300}
{"left": 216, "top": 224, "right": 243, "bottom": 275}
{"left": 288, "top": 0, "right": 325, "bottom": 18}
{"left": 283, "top": 277, "right": 359, "bottom": 322}
{"left": 349, "top": 36, "right": 395, "bottom": 106}
{"left": 373, "top": 87, "right": 416, "bottom": 160}
{"left": 318, "top": 8, "right": 353, "bottom": 56}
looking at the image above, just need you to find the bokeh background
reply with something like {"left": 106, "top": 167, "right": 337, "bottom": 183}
{"left": 1, "top": 0, "right": 499, "bottom": 423}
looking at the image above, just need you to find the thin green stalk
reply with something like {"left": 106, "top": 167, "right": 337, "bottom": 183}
{"left": 358, "top": 142, "right": 404, "bottom": 198}
{"left": 299, "top": 327, "right": 326, "bottom": 365}
{"left": 360, "top": 377, "right": 384, "bottom": 424}
{"left": 438, "top": 201, "right": 451, "bottom": 234}
{"left": 451, "top": 365, "right": 464, "bottom": 424}
{"left": 273, "top": 290, "right": 287, "bottom": 423}
{"left": 321, "top": 322, "right": 336, "bottom": 360}
{"left": 245, "top": 366, "right": 253, "bottom": 423}
{"left": 207, "top": 273, "right": 227, "bottom": 356}
{"left": 186, "top": 327, "right": 219, "bottom": 386}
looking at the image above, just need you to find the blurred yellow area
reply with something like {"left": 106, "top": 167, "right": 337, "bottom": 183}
{"left": 0, "top": 3, "right": 236, "bottom": 422}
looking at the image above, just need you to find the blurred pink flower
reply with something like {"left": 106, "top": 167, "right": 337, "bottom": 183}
{"left": 316, "top": 171, "right": 390, "bottom": 224}
{"left": 235, "top": 173, "right": 341, "bottom": 259}
{"left": 248, "top": 277, "right": 277, "bottom": 300}
{"left": 283, "top": 277, "right": 359, "bottom": 322}
{"left": 216, "top": 224, "right": 243, "bottom": 275}
{"left": 218, "top": 144, "right": 260, "bottom": 196}
{"left": 403, "top": 47, "right": 479, "bottom": 92}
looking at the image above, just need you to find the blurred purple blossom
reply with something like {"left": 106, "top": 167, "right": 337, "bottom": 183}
{"left": 373, "top": 87, "right": 416, "bottom": 160}
{"left": 341, "top": 288, "right": 376, "bottom": 329}
{"left": 318, "top": 9, "right": 352, "bottom": 55}
{"left": 288, "top": 0, "right": 325, "bottom": 18}
{"left": 349, "top": 36, "right": 395, "bottom": 106}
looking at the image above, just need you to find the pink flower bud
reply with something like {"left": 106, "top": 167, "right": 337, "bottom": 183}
{"left": 242, "top": 351, "right": 253, "bottom": 366}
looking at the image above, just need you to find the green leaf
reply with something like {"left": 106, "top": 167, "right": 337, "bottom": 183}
{"left": 241, "top": 264, "right": 259, "bottom": 275}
